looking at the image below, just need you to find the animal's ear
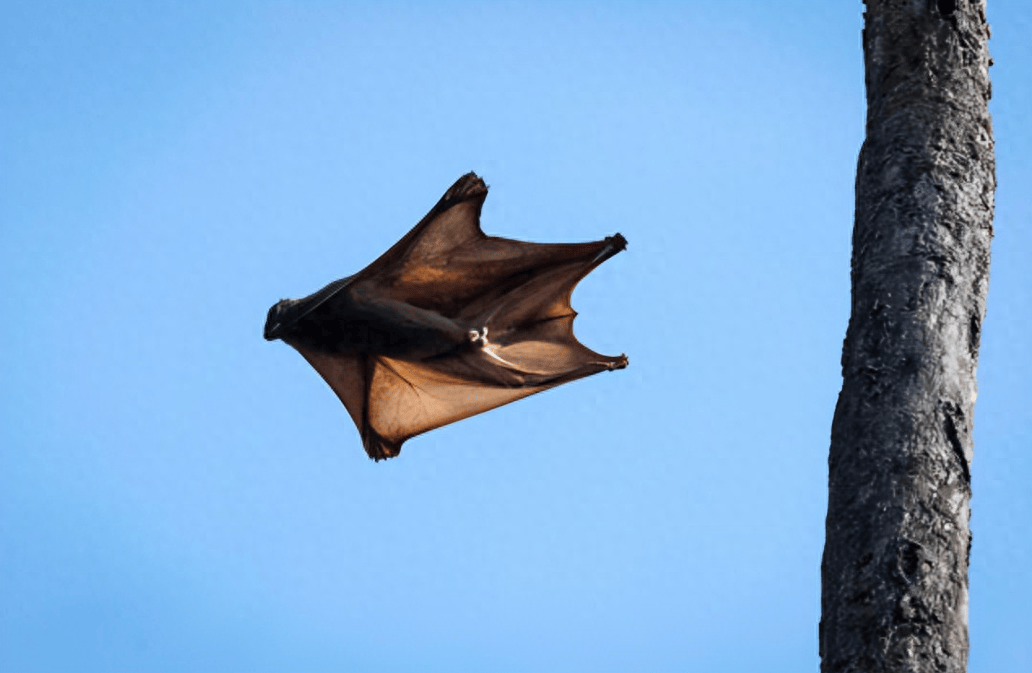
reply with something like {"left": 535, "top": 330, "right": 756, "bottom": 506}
{"left": 355, "top": 172, "right": 488, "bottom": 283}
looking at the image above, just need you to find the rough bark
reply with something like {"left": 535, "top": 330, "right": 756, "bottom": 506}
{"left": 820, "top": 1, "right": 994, "bottom": 672}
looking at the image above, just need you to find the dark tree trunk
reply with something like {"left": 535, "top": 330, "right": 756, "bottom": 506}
{"left": 820, "top": 1, "right": 994, "bottom": 672}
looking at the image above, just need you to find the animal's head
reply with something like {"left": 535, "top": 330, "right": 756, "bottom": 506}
{"left": 263, "top": 300, "right": 294, "bottom": 341}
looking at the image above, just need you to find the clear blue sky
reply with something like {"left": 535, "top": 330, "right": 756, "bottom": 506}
{"left": 2, "top": 2, "right": 1029, "bottom": 672}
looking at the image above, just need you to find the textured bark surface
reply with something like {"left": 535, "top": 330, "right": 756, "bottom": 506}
{"left": 820, "top": 1, "right": 994, "bottom": 672}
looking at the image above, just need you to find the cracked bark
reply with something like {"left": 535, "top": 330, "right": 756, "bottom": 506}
{"left": 819, "top": 1, "right": 994, "bottom": 672}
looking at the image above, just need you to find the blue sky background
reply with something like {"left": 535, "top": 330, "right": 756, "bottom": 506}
{"left": 1, "top": 2, "right": 1028, "bottom": 671}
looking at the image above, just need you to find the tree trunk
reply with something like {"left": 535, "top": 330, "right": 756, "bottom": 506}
{"left": 819, "top": 1, "right": 994, "bottom": 672}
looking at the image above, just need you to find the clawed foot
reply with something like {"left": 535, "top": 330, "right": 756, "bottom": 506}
{"left": 608, "top": 354, "right": 629, "bottom": 370}
{"left": 607, "top": 233, "right": 628, "bottom": 252}
{"left": 592, "top": 233, "right": 628, "bottom": 264}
